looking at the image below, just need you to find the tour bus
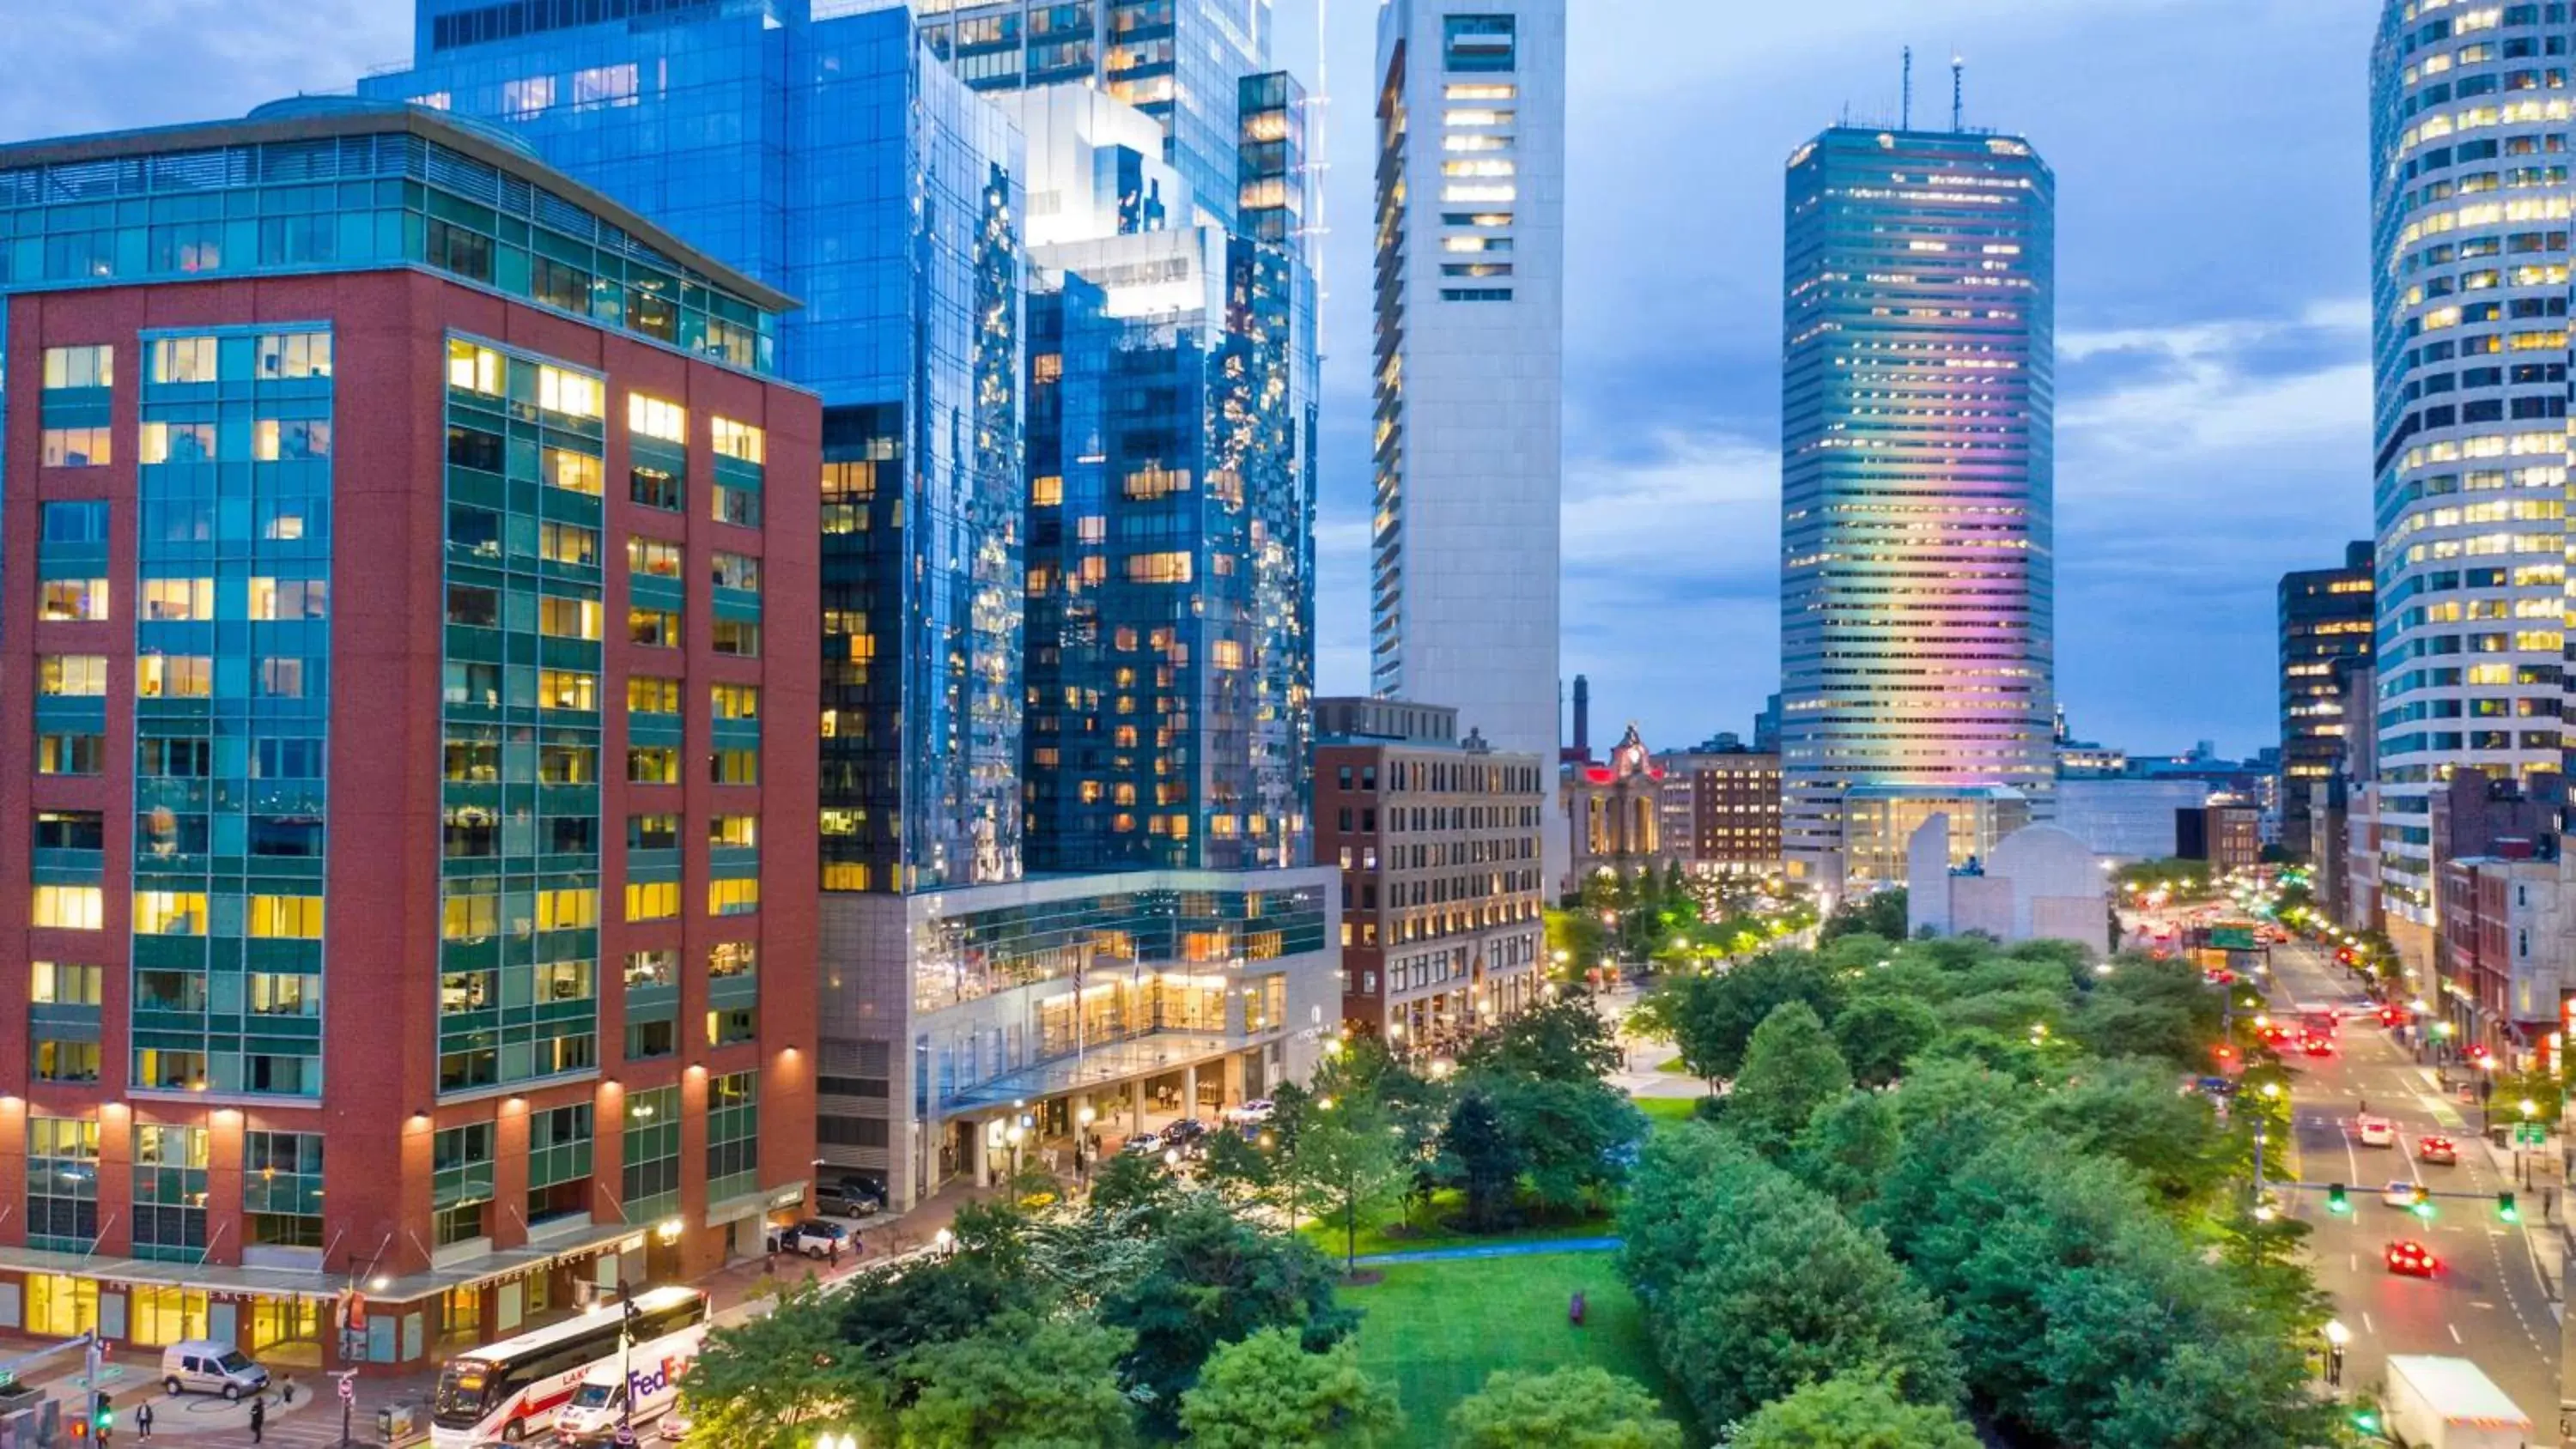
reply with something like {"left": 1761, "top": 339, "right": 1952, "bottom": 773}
{"left": 429, "top": 1285, "right": 708, "bottom": 1447}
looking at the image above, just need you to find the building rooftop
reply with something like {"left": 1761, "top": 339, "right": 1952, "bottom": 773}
{"left": 0, "top": 97, "right": 798, "bottom": 365}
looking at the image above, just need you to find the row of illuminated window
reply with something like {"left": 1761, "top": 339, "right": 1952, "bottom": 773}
{"left": 40, "top": 419, "right": 333, "bottom": 470}
{"left": 29, "top": 887, "right": 319, "bottom": 937}
{"left": 39, "top": 335, "right": 332, "bottom": 393}
{"left": 620, "top": 878, "right": 763, "bottom": 923}
{"left": 442, "top": 590, "right": 760, "bottom": 658}
{"left": 624, "top": 814, "right": 760, "bottom": 852}
{"left": 39, "top": 576, "right": 327, "bottom": 625}
{"left": 439, "top": 736, "right": 759, "bottom": 789}
{"left": 32, "top": 653, "right": 331, "bottom": 702}
{"left": 449, "top": 340, "right": 765, "bottom": 464}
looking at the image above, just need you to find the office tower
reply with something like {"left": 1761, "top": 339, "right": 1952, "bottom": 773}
{"left": 1312, "top": 699, "right": 1546, "bottom": 1046}
{"left": 0, "top": 101, "right": 819, "bottom": 1367}
{"left": 374, "top": 0, "right": 1336, "bottom": 1215}
{"left": 1778, "top": 123, "right": 2057, "bottom": 891}
{"left": 2367, "top": 3, "right": 2571, "bottom": 973}
{"left": 1012, "top": 75, "right": 1320, "bottom": 874}
{"left": 1369, "top": 1, "right": 1567, "bottom": 773}
{"left": 921, "top": 0, "right": 1270, "bottom": 233}
{"left": 1567, "top": 674, "right": 1590, "bottom": 762}
{"left": 2278, "top": 540, "right": 2374, "bottom": 859}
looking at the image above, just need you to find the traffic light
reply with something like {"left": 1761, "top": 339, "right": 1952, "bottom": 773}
{"left": 93, "top": 1391, "right": 112, "bottom": 1436}
{"left": 2499, "top": 1191, "right": 2520, "bottom": 1222}
{"left": 2411, "top": 1185, "right": 2435, "bottom": 1219}
{"left": 2327, "top": 1182, "right": 2350, "bottom": 1214}
{"left": 2352, "top": 1406, "right": 2381, "bottom": 1436}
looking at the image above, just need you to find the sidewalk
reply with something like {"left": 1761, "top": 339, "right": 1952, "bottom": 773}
{"left": 0, "top": 1174, "right": 1042, "bottom": 1442}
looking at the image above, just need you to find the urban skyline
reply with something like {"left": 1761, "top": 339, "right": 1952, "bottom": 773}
{"left": 8, "top": 0, "right": 2380, "bottom": 760}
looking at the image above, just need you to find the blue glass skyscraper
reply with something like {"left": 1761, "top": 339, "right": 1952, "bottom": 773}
{"left": 368, "top": 0, "right": 1336, "bottom": 1213}
{"left": 368, "top": 0, "right": 1026, "bottom": 897}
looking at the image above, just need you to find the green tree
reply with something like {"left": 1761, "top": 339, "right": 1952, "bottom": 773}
{"left": 1723, "top": 1001, "right": 1852, "bottom": 1156}
{"left": 1197, "top": 1125, "right": 1280, "bottom": 1212}
{"left": 1486, "top": 1073, "right": 1645, "bottom": 1217}
{"left": 835, "top": 1252, "right": 1047, "bottom": 1369}
{"left": 2031, "top": 1057, "right": 2227, "bottom": 1204}
{"left": 684, "top": 1283, "right": 883, "bottom": 1448}
{"left": 1284, "top": 1088, "right": 1409, "bottom": 1272}
{"left": 1651, "top": 950, "right": 1846, "bottom": 1083}
{"left": 1789, "top": 1089, "right": 1902, "bottom": 1210}
{"left": 1176, "top": 1329, "right": 1401, "bottom": 1449}
{"left": 1437, "top": 1088, "right": 1527, "bottom": 1230}
{"left": 1722, "top": 1372, "right": 1980, "bottom": 1449}
{"left": 895, "top": 1313, "right": 1139, "bottom": 1449}
{"left": 1459, "top": 995, "right": 1624, "bottom": 1082}
{"left": 1097, "top": 1198, "right": 1357, "bottom": 1433}
{"left": 1820, "top": 888, "right": 1907, "bottom": 943}
{"left": 1830, "top": 997, "right": 1942, "bottom": 1087}
{"left": 1445, "top": 1366, "right": 1682, "bottom": 1449}
{"left": 1621, "top": 1128, "right": 1961, "bottom": 1430}
{"left": 1088, "top": 1149, "right": 1182, "bottom": 1218}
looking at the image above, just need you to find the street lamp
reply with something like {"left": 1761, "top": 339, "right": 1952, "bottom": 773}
{"left": 933, "top": 1227, "right": 956, "bottom": 1259}
{"left": 2322, "top": 1320, "right": 2349, "bottom": 1387}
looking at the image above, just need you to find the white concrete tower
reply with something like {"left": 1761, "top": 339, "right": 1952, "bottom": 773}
{"left": 1370, "top": 1, "right": 1566, "bottom": 754}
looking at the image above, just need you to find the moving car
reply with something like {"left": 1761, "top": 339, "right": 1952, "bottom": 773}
{"left": 2417, "top": 1134, "right": 2458, "bottom": 1166}
{"left": 1121, "top": 1131, "right": 1165, "bottom": 1155}
{"left": 2382, "top": 1179, "right": 2427, "bottom": 1210}
{"left": 2385, "top": 1240, "right": 2439, "bottom": 1277}
{"left": 2299, "top": 1034, "right": 2334, "bottom": 1057}
{"left": 1162, "top": 1117, "right": 1209, "bottom": 1146}
{"left": 2356, "top": 1114, "right": 2397, "bottom": 1147}
{"left": 161, "top": 1341, "right": 270, "bottom": 1401}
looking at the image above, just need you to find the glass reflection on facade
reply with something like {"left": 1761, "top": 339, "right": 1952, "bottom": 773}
{"left": 131, "top": 325, "right": 336, "bottom": 1098}
{"left": 368, "top": 0, "right": 1028, "bottom": 895}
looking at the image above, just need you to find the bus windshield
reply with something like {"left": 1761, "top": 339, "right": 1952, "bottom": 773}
{"left": 433, "top": 1360, "right": 499, "bottom": 1426}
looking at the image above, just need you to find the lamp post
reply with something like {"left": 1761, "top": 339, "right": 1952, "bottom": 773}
{"left": 2322, "top": 1319, "right": 2348, "bottom": 1387}
{"left": 617, "top": 1279, "right": 639, "bottom": 1440}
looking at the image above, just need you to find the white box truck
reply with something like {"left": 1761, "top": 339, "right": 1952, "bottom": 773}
{"left": 2383, "top": 1355, "right": 2532, "bottom": 1449}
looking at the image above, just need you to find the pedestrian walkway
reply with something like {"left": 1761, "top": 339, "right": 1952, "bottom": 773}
{"left": 1353, "top": 1237, "right": 1621, "bottom": 1267}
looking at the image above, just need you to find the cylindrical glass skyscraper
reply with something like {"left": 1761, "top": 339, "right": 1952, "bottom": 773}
{"left": 1778, "top": 125, "right": 2057, "bottom": 891}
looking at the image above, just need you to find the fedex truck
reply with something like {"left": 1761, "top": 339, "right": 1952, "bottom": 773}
{"left": 2382, "top": 1355, "right": 2530, "bottom": 1449}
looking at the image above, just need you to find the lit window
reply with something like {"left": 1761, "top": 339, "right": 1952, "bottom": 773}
{"left": 712, "top": 417, "right": 766, "bottom": 464}
{"left": 447, "top": 340, "right": 502, "bottom": 396}
{"left": 149, "top": 337, "right": 217, "bottom": 385}
{"left": 629, "top": 394, "right": 686, "bottom": 443}
{"left": 30, "top": 887, "right": 103, "bottom": 932}
{"left": 135, "top": 891, "right": 208, "bottom": 937}
{"left": 537, "top": 366, "right": 604, "bottom": 420}
{"left": 41, "top": 345, "right": 113, "bottom": 390}
{"left": 247, "top": 896, "right": 323, "bottom": 940}
{"left": 38, "top": 656, "right": 108, "bottom": 696}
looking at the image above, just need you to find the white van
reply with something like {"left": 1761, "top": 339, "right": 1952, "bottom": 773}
{"left": 161, "top": 1341, "right": 269, "bottom": 1401}
{"left": 550, "top": 1344, "right": 695, "bottom": 1445}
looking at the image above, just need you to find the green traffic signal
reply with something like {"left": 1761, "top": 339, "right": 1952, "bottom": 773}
{"left": 2327, "top": 1183, "right": 2350, "bottom": 1214}
{"left": 2353, "top": 1407, "right": 2380, "bottom": 1434}
{"left": 2499, "top": 1191, "right": 2519, "bottom": 1222}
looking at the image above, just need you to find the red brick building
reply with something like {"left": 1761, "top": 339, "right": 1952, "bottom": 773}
{"left": 0, "top": 106, "right": 817, "bottom": 1368}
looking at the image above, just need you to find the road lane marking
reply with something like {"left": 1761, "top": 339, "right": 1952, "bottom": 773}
{"left": 2449, "top": 1323, "right": 2464, "bottom": 1344}
{"left": 2362, "top": 1311, "right": 2373, "bottom": 1335}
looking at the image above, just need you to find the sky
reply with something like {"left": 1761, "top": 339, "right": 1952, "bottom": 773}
{"left": 0, "top": 0, "right": 2381, "bottom": 761}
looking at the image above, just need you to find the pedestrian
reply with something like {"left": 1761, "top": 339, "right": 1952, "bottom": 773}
{"left": 829, "top": 1234, "right": 841, "bottom": 1267}
{"left": 248, "top": 1394, "right": 265, "bottom": 1443}
{"left": 282, "top": 1375, "right": 296, "bottom": 1407}
{"left": 134, "top": 1401, "right": 152, "bottom": 1441}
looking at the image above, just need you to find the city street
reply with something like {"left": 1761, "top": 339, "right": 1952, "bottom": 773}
{"left": 2263, "top": 937, "right": 2560, "bottom": 1435}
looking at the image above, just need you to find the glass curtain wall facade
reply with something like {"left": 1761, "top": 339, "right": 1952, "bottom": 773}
{"left": 0, "top": 101, "right": 818, "bottom": 1365}
{"left": 368, "top": 0, "right": 1028, "bottom": 897}
{"left": 2277, "top": 540, "right": 2376, "bottom": 859}
{"left": 1778, "top": 125, "right": 2057, "bottom": 891}
{"left": 919, "top": 0, "right": 1269, "bottom": 233}
{"left": 2367, "top": 1, "right": 2572, "bottom": 949}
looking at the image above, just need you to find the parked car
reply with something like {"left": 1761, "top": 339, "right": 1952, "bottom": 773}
{"left": 817, "top": 1180, "right": 884, "bottom": 1219}
{"left": 161, "top": 1342, "right": 269, "bottom": 1401}
{"left": 1122, "top": 1131, "right": 1165, "bottom": 1155}
{"left": 1224, "top": 1099, "right": 1276, "bottom": 1125}
{"left": 775, "top": 1219, "right": 852, "bottom": 1258}
{"left": 1162, "top": 1118, "right": 1209, "bottom": 1146}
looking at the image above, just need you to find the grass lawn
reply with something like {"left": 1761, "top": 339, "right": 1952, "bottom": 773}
{"left": 1297, "top": 1189, "right": 1616, "bottom": 1261}
{"left": 1341, "top": 1254, "right": 1693, "bottom": 1447}
{"left": 1631, "top": 1094, "right": 1708, "bottom": 1131}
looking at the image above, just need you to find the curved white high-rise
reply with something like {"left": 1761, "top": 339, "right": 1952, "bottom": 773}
{"left": 2367, "top": 1, "right": 2571, "bottom": 958}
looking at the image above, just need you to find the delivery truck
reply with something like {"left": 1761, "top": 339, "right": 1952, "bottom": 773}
{"left": 2382, "top": 1355, "right": 2531, "bottom": 1449}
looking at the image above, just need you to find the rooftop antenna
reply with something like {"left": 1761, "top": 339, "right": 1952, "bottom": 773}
{"left": 1950, "top": 53, "right": 1965, "bottom": 131}
{"left": 1901, "top": 45, "right": 1913, "bottom": 130}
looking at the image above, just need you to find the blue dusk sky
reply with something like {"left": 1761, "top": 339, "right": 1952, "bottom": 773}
{"left": 2, "top": 1, "right": 2379, "bottom": 761}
